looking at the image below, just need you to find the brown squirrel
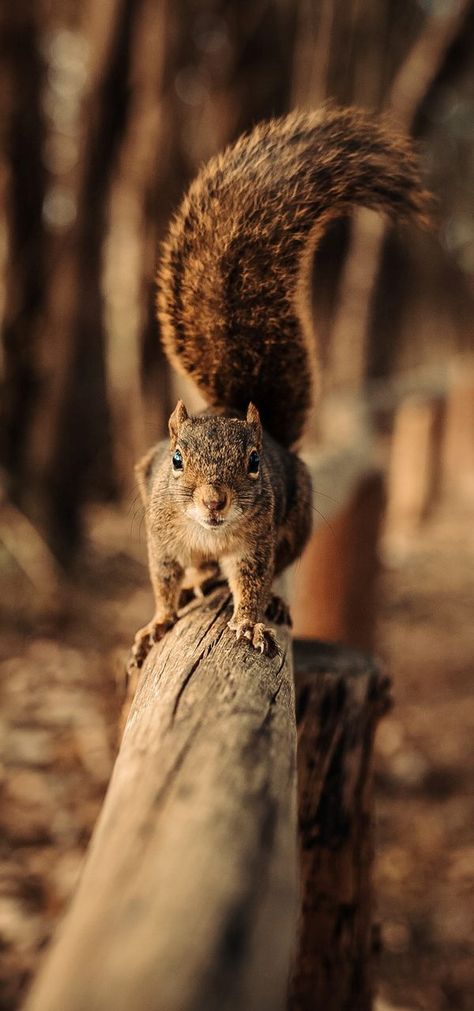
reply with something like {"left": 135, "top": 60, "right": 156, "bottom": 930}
{"left": 130, "top": 106, "right": 430, "bottom": 669}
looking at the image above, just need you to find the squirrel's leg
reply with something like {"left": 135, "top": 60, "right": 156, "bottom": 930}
{"left": 129, "top": 555, "right": 184, "bottom": 671}
{"left": 223, "top": 551, "right": 279, "bottom": 656}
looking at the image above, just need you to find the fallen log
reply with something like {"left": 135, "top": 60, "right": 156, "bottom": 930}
{"left": 24, "top": 590, "right": 389, "bottom": 1011}
{"left": 24, "top": 587, "right": 297, "bottom": 1011}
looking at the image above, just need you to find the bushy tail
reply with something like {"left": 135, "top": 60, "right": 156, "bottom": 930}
{"left": 157, "top": 106, "right": 431, "bottom": 447}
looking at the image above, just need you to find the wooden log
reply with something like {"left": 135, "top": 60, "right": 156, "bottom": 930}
{"left": 290, "top": 640, "right": 391, "bottom": 1011}
{"left": 24, "top": 592, "right": 388, "bottom": 1011}
{"left": 24, "top": 587, "right": 297, "bottom": 1011}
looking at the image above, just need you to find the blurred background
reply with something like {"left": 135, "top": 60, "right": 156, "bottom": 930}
{"left": 0, "top": 1, "right": 473, "bottom": 1009}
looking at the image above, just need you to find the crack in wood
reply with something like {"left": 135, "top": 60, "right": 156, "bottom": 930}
{"left": 171, "top": 624, "right": 227, "bottom": 720}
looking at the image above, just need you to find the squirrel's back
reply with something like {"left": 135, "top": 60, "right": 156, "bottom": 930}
{"left": 157, "top": 106, "right": 431, "bottom": 447}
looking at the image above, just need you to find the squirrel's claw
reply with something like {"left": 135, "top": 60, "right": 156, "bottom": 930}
{"left": 128, "top": 615, "right": 176, "bottom": 673}
{"left": 228, "top": 619, "right": 280, "bottom": 658}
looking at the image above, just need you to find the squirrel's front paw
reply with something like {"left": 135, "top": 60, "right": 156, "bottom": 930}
{"left": 127, "top": 615, "right": 175, "bottom": 673}
{"left": 228, "top": 619, "right": 280, "bottom": 657}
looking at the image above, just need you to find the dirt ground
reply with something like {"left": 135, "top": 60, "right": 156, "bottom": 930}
{"left": 0, "top": 502, "right": 472, "bottom": 1010}
{"left": 374, "top": 506, "right": 473, "bottom": 1011}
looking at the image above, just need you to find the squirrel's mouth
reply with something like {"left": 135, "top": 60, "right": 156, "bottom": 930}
{"left": 187, "top": 502, "right": 235, "bottom": 529}
{"left": 201, "top": 515, "right": 226, "bottom": 528}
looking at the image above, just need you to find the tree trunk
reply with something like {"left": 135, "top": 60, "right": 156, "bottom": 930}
{"left": 0, "top": 1, "right": 47, "bottom": 497}
{"left": 46, "top": 0, "right": 145, "bottom": 555}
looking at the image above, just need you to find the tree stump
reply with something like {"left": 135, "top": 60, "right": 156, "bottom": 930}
{"left": 24, "top": 590, "right": 389, "bottom": 1011}
{"left": 290, "top": 639, "right": 391, "bottom": 1011}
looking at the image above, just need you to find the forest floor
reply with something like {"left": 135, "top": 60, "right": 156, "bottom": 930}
{"left": 374, "top": 504, "right": 473, "bottom": 1011}
{"left": 0, "top": 500, "right": 472, "bottom": 1010}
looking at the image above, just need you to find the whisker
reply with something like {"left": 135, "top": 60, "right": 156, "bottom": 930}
{"left": 312, "top": 489, "right": 340, "bottom": 505}
{"left": 126, "top": 489, "right": 141, "bottom": 516}
{"left": 138, "top": 511, "right": 146, "bottom": 543}
{"left": 130, "top": 506, "right": 143, "bottom": 542}
{"left": 310, "top": 503, "right": 335, "bottom": 537}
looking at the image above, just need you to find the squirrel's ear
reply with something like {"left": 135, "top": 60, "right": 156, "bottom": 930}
{"left": 168, "top": 400, "right": 188, "bottom": 441}
{"left": 246, "top": 402, "right": 262, "bottom": 442}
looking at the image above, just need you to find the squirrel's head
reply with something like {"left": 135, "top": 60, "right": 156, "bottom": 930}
{"left": 168, "top": 400, "right": 263, "bottom": 530}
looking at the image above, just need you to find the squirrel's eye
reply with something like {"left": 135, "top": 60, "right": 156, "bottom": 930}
{"left": 172, "top": 449, "right": 183, "bottom": 471}
{"left": 248, "top": 450, "right": 260, "bottom": 475}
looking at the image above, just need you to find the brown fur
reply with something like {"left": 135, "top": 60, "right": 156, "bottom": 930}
{"left": 158, "top": 105, "right": 431, "bottom": 448}
{"left": 130, "top": 405, "right": 312, "bottom": 665}
{"left": 129, "top": 107, "right": 430, "bottom": 667}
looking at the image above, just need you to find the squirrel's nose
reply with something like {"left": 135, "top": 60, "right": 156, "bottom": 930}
{"left": 202, "top": 488, "right": 228, "bottom": 512}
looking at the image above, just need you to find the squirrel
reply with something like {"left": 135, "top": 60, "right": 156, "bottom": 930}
{"left": 129, "top": 105, "right": 430, "bottom": 669}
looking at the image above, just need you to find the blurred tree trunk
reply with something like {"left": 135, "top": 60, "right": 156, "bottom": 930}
{"left": 45, "top": 0, "right": 146, "bottom": 556}
{"left": 0, "top": 2, "right": 47, "bottom": 500}
{"left": 326, "top": 0, "right": 472, "bottom": 392}
{"left": 1, "top": 0, "right": 137, "bottom": 556}
{"left": 369, "top": 0, "right": 474, "bottom": 381}
{"left": 291, "top": 0, "right": 472, "bottom": 405}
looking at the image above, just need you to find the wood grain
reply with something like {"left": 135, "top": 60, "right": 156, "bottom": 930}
{"left": 24, "top": 592, "right": 389, "bottom": 1011}
{"left": 24, "top": 588, "right": 297, "bottom": 1011}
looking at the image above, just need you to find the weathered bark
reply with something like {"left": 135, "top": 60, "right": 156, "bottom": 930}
{"left": 24, "top": 587, "right": 297, "bottom": 1011}
{"left": 290, "top": 640, "right": 391, "bottom": 1011}
{"left": 24, "top": 581, "right": 388, "bottom": 1011}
